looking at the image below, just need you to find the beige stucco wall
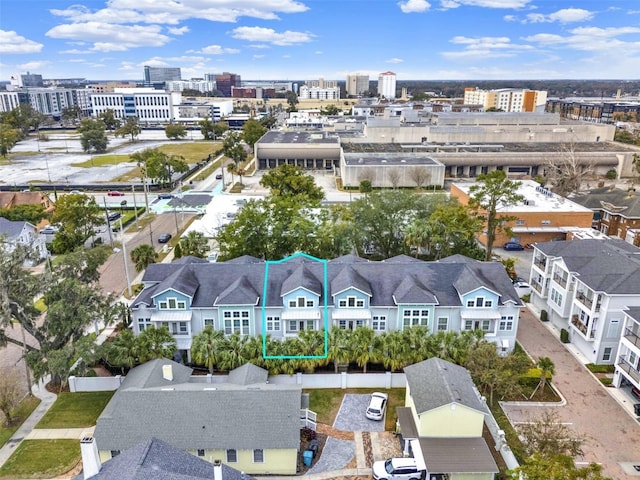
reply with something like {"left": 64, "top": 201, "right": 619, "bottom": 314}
{"left": 418, "top": 404, "right": 485, "bottom": 438}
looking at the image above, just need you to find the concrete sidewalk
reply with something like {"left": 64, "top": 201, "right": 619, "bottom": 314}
{"left": 0, "top": 376, "right": 57, "bottom": 467}
{"left": 505, "top": 306, "right": 640, "bottom": 480}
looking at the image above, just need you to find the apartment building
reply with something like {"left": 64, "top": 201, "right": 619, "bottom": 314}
{"left": 0, "top": 91, "right": 20, "bottom": 113}
{"left": 614, "top": 307, "right": 640, "bottom": 398}
{"left": 298, "top": 85, "right": 340, "bottom": 100}
{"left": 346, "top": 74, "right": 370, "bottom": 96}
{"left": 463, "top": 87, "right": 547, "bottom": 112}
{"left": 378, "top": 71, "right": 397, "bottom": 100}
{"left": 529, "top": 239, "right": 640, "bottom": 365}
{"left": 305, "top": 78, "right": 338, "bottom": 89}
{"left": 165, "top": 80, "right": 217, "bottom": 93}
{"left": 21, "top": 87, "right": 93, "bottom": 117}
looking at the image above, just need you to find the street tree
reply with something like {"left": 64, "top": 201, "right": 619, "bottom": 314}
{"left": 191, "top": 327, "right": 225, "bottom": 374}
{"left": 320, "top": 104, "right": 340, "bottom": 115}
{"left": 512, "top": 453, "right": 612, "bottom": 480}
{"left": 285, "top": 91, "right": 298, "bottom": 111}
{"left": 98, "top": 109, "right": 120, "bottom": 130}
{"left": 144, "top": 150, "right": 189, "bottom": 187}
{"left": 226, "top": 162, "right": 237, "bottom": 184}
{"left": 77, "top": 118, "right": 108, "bottom": 153}
{"left": 328, "top": 327, "right": 352, "bottom": 373}
{"left": 137, "top": 326, "right": 177, "bottom": 362}
{"left": 387, "top": 168, "right": 402, "bottom": 189}
{"left": 103, "top": 328, "right": 139, "bottom": 374}
{"left": 222, "top": 132, "right": 248, "bottom": 167}
{"left": 544, "top": 142, "right": 593, "bottom": 195}
{"left": 259, "top": 116, "right": 277, "bottom": 129}
{"left": 0, "top": 104, "right": 43, "bottom": 137}
{"left": 408, "top": 166, "right": 431, "bottom": 189}
{"left": 259, "top": 164, "right": 325, "bottom": 204}
{"left": 242, "top": 118, "right": 267, "bottom": 148}
{"left": 179, "top": 231, "right": 209, "bottom": 258}
{"left": 50, "top": 194, "right": 105, "bottom": 253}
{"left": 468, "top": 170, "right": 524, "bottom": 261}
{"left": 61, "top": 105, "right": 82, "bottom": 124}
{"left": 115, "top": 117, "right": 141, "bottom": 142}
{"left": 0, "top": 124, "right": 21, "bottom": 157}
{"left": 518, "top": 410, "right": 586, "bottom": 458}
{"left": 131, "top": 244, "right": 158, "bottom": 272}
{"left": 165, "top": 123, "right": 188, "bottom": 141}
{"left": 536, "top": 356, "right": 555, "bottom": 396}
{"left": 198, "top": 120, "right": 229, "bottom": 141}
{"left": 0, "top": 369, "right": 23, "bottom": 426}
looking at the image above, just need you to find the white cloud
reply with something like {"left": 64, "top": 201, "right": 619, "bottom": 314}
{"left": 199, "top": 45, "right": 240, "bottom": 55}
{"left": 248, "top": 44, "right": 271, "bottom": 49}
{"left": 503, "top": 14, "right": 516, "bottom": 21}
{"left": 315, "top": 51, "right": 323, "bottom": 55}
{"left": 0, "top": 30, "right": 44, "bottom": 54}
{"left": 439, "top": 0, "right": 532, "bottom": 9}
{"left": 253, "top": 54, "right": 265, "bottom": 59}
{"left": 443, "top": 35, "right": 532, "bottom": 59}
{"left": 525, "top": 8, "right": 594, "bottom": 24}
{"left": 46, "top": 22, "right": 170, "bottom": 51}
{"left": 17, "top": 61, "right": 51, "bottom": 70}
{"left": 231, "top": 26, "right": 314, "bottom": 46}
{"left": 50, "top": 0, "right": 309, "bottom": 25}
{"left": 398, "top": 0, "right": 431, "bottom": 14}
{"left": 523, "top": 26, "right": 640, "bottom": 52}
{"left": 386, "top": 57, "right": 404, "bottom": 63}
{"left": 59, "top": 48, "right": 92, "bottom": 54}
{"left": 168, "top": 26, "right": 190, "bottom": 35}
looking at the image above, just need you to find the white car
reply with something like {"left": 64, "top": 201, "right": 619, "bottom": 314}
{"left": 366, "top": 392, "right": 388, "bottom": 421}
{"left": 372, "top": 457, "right": 425, "bottom": 480}
{"left": 513, "top": 280, "right": 532, "bottom": 298}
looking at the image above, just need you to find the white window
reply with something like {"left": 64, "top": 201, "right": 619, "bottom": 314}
{"left": 372, "top": 315, "right": 386, "bottom": 331}
{"left": 499, "top": 316, "right": 514, "bottom": 331}
{"left": 253, "top": 449, "right": 264, "bottom": 463}
{"left": 550, "top": 288, "right": 563, "bottom": 307}
{"left": 466, "top": 300, "right": 475, "bottom": 307}
{"left": 226, "top": 449, "right": 237, "bottom": 463}
{"left": 515, "top": 219, "right": 525, "bottom": 226}
{"left": 306, "top": 299, "right": 314, "bottom": 307}
{"left": 602, "top": 347, "right": 612, "bottom": 362}
{"left": 266, "top": 316, "right": 280, "bottom": 331}
{"left": 437, "top": 317, "right": 448, "bottom": 331}
{"left": 481, "top": 320, "right": 491, "bottom": 331}
{"left": 223, "top": 311, "right": 250, "bottom": 335}
{"left": 541, "top": 220, "right": 551, "bottom": 225}
{"left": 403, "top": 309, "right": 429, "bottom": 327}
{"left": 159, "top": 300, "right": 168, "bottom": 309}
{"left": 289, "top": 320, "right": 297, "bottom": 331}
{"left": 204, "top": 318, "right": 214, "bottom": 328}
{"left": 168, "top": 298, "right": 177, "bottom": 309}
{"left": 464, "top": 320, "right": 473, "bottom": 331}
{"left": 289, "top": 300, "right": 296, "bottom": 308}
{"left": 197, "top": 449, "right": 205, "bottom": 457}
{"left": 485, "top": 300, "right": 493, "bottom": 308}
{"left": 339, "top": 296, "right": 365, "bottom": 308}
{"left": 137, "top": 318, "right": 152, "bottom": 332}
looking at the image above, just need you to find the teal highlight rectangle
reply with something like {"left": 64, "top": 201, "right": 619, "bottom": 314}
{"left": 262, "top": 252, "right": 329, "bottom": 359}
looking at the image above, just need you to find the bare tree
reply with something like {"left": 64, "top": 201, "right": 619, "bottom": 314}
{"left": 387, "top": 168, "right": 402, "bottom": 189}
{"left": 358, "top": 167, "right": 375, "bottom": 184}
{"left": 408, "top": 166, "right": 431, "bottom": 189}
{"left": 0, "top": 369, "right": 24, "bottom": 426}
{"left": 544, "top": 142, "right": 594, "bottom": 195}
{"left": 518, "top": 410, "right": 587, "bottom": 458}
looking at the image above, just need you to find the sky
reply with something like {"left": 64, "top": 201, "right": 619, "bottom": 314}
{"left": 1, "top": 0, "right": 639, "bottom": 82}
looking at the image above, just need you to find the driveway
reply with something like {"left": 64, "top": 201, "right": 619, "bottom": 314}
{"left": 333, "top": 394, "right": 386, "bottom": 432}
{"left": 504, "top": 308, "right": 640, "bottom": 479}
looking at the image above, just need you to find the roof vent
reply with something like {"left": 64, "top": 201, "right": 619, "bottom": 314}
{"left": 162, "top": 364, "right": 173, "bottom": 381}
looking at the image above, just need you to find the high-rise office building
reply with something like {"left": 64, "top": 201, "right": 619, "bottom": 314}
{"left": 378, "top": 71, "right": 396, "bottom": 99}
{"left": 19, "top": 72, "right": 44, "bottom": 88}
{"left": 215, "top": 72, "right": 241, "bottom": 97}
{"left": 346, "top": 74, "right": 369, "bottom": 97}
{"left": 143, "top": 66, "right": 182, "bottom": 86}
{"left": 306, "top": 78, "right": 338, "bottom": 89}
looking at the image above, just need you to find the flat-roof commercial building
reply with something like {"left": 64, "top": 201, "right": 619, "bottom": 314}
{"left": 254, "top": 131, "right": 342, "bottom": 170}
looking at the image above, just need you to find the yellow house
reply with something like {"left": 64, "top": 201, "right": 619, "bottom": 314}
{"left": 397, "top": 358, "right": 498, "bottom": 480}
{"left": 94, "top": 360, "right": 300, "bottom": 475}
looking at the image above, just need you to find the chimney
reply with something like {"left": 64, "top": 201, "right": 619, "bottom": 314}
{"left": 162, "top": 364, "right": 173, "bottom": 381}
{"left": 80, "top": 437, "right": 101, "bottom": 479}
{"left": 213, "top": 459, "right": 223, "bottom": 480}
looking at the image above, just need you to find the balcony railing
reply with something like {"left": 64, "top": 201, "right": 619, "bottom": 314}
{"left": 533, "top": 258, "right": 547, "bottom": 270}
{"left": 553, "top": 274, "right": 567, "bottom": 288}
{"left": 531, "top": 279, "right": 543, "bottom": 294}
{"left": 618, "top": 355, "right": 640, "bottom": 384}
{"left": 576, "top": 293, "right": 594, "bottom": 309}
{"left": 624, "top": 327, "right": 640, "bottom": 349}
{"left": 570, "top": 314, "right": 595, "bottom": 339}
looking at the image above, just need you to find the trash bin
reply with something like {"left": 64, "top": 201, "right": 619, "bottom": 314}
{"left": 303, "top": 450, "right": 313, "bottom": 466}
{"left": 309, "top": 439, "right": 319, "bottom": 457}
{"left": 634, "top": 403, "right": 640, "bottom": 416}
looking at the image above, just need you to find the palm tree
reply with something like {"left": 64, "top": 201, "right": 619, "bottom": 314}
{"left": 351, "top": 326, "right": 377, "bottom": 373}
{"left": 191, "top": 327, "right": 225, "bottom": 374}
{"left": 217, "top": 332, "right": 248, "bottom": 371}
{"left": 401, "top": 326, "right": 430, "bottom": 364}
{"left": 381, "top": 331, "right": 409, "bottom": 372}
{"left": 179, "top": 231, "right": 209, "bottom": 258}
{"left": 242, "top": 335, "right": 265, "bottom": 368}
{"left": 130, "top": 244, "right": 157, "bottom": 272}
{"left": 328, "top": 327, "right": 352, "bottom": 373}
{"left": 137, "top": 326, "right": 177, "bottom": 362}
{"left": 404, "top": 219, "right": 429, "bottom": 258}
{"left": 294, "top": 329, "right": 326, "bottom": 373}
{"left": 105, "top": 328, "right": 138, "bottom": 374}
{"left": 227, "top": 163, "right": 237, "bottom": 185}
{"left": 537, "top": 356, "right": 555, "bottom": 396}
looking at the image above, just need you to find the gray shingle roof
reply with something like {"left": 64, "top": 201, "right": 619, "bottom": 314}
{"left": 94, "top": 361, "right": 301, "bottom": 452}
{"left": 227, "top": 363, "right": 268, "bottom": 385}
{"left": 572, "top": 187, "right": 640, "bottom": 218}
{"left": 404, "top": 358, "right": 487, "bottom": 415}
{"left": 624, "top": 306, "right": 640, "bottom": 323}
{"left": 216, "top": 276, "right": 259, "bottom": 305}
{"left": 393, "top": 275, "right": 437, "bottom": 304}
{"left": 535, "top": 239, "right": 640, "bottom": 294}
{"left": 281, "top": 264, "right": 323, "bottom": 297}
{"left": 133, "top": 255, "right": 520, "bottom": 310}
{"left": 77, "top": 437, "right": 255, "bottom": 480}
{"left": 0, "top": 218, "right": 27, "bottom": 240}
{"left": 330, "top": 266, "right": 372, "bottom": 296}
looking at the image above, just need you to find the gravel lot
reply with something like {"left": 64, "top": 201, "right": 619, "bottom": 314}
{"left": 333, "top": 394, "right": 386, "bottom": 432}
{"left": 306, "top": 437, "right": 355, "bottom": 474}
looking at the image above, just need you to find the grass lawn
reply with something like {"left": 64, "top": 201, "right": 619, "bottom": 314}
{"left": 0, "top": 439, "right": 79, "bottom": 479}
{"left": 157, "top": 142, "right": 220, "bottom": 163}
{"left": 36, "top": 391, "right": 114, "bottom": 429}
{"left": 0, "top": 396, "right": 41, "bottom": 449}
{"left": 306, "top": 387, "right": 405, "bottom": 431}
{"left": 71, "top": 154, "right": 130, "bottom": 168}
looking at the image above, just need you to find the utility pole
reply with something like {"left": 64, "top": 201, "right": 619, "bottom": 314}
{"left": 120, "top": 219, "right": 133, "bottom": 297}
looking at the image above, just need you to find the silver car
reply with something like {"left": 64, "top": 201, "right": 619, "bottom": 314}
{"left": 366, "top": 392, "right": 388, "bottom": 421}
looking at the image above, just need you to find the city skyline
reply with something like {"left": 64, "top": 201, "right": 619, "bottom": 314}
{"left": 1, "top": 0, "right": 640, "bottom": 82}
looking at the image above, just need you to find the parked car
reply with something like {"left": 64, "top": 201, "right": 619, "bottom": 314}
{"left": 158, "top": 193, "right": 173, "bottom": 199}
{"left": 215, "top": 174, "right": 223, "bottom": 180}
{"left": 39, "top": 225, "right": 59, "bottom": 235}
{"left": 107, "top": 190, "right": 125, "bottom": 197}
{"left": 107, "top": 212, "right": 121, "bottom": 222}
{"left": 366, "top": 392, "right": 388, "bottom": 421}
{"left": 513, "top": 280, "right": 532, "bottom": 298}
{"left": 68, "top": 190, "right": 83, "bottom": 194}
{"left": 504, "top": 241, "right": 525, "bottom": 251}
{"left": 158, "top": 233, "right": 172, "bottom": 243}
{"left": 372, "top": 458, "right": 425, "bottom": 480}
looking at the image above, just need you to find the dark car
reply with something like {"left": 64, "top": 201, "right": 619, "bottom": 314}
{"left": 504, "top": 241, "right": 525, "bottom": 251}
{"left": 158, "top": 193, "right": 173, "bottom": 199}
{"left": 215, "top": 174, "right": 223, "bottom": 180}
{"left": 107, "top": 212, "right": 121, "bottom": 222}
{"left": 107, "top": 190, "right": 125, "bottom": 196}
{"left": 158, "top": 233, "right": 172, "bottom": 243}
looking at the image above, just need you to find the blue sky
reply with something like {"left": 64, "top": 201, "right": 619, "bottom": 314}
{"left": 1, "top": 0, "right": 639, "bottom": 82}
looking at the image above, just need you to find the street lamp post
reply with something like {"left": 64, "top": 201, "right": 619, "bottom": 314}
{"left": 120, "top": 219, "right": 133, "bottom": 297}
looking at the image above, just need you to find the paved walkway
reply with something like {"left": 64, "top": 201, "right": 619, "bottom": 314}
{"left": 504, "top": 306, "right": 640, "bottom": 480}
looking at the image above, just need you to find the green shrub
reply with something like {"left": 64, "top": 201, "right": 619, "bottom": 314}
{"left": 560, "top": 328, "right": 569, "bottom": 343}
{"left": 540, "top": 309, "right": 548, "bottom": 322}
{"left": 605, "top": 169, "right": 617, "bottom": 180}
{"left": 521, "top": 293, "right": 531, "bottom": 303}
{"left": 586, "top": 363, "right": 615, "bottom": 374}
{"left": 600, "top": 377, "right": 613, "bottom": 386}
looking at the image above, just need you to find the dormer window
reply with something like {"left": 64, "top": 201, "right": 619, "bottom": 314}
{"left": 158, "top": 297, "right": 186, "bottom": 310}
{"left": 338, "top": 296, "right": 365, "bottom": 308}
{"left": 288, "top": 296, "right": 314, "bottom": 308}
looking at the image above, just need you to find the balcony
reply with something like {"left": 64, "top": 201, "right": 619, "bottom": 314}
{"left": 624, "top": 327, "right": 640, "bottom": 349}
{"left": 618, "top": 355, "right": 640, "bottom": 384}
{"left": 571, "top": 315, "right": 588, "bottom": 335}
{"left": 576, "top": 293, "right": 593, "bottom": 309}
{"left": 531, "top": 279, "right": 543, "bottom": 294}
{"left": 552, "top": 274, "right": 567, "bottom": 288}
{"left": 533, "top": 258, "right": 547, "bottom": 270}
